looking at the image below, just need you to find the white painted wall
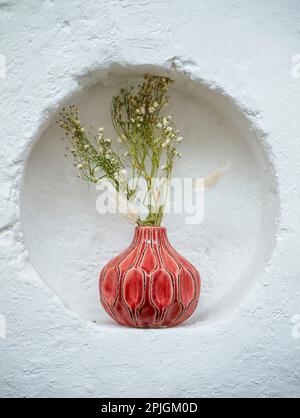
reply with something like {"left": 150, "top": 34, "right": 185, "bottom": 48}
{"left": 0, "top": 0, "right": 300, "bottom": 398}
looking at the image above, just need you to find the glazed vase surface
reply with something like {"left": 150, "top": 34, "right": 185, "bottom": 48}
{"left": 99, "top": 226, "right": 201, "bottom": 328}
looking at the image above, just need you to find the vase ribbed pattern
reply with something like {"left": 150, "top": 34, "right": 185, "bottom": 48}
{"left": 99, "top": 226, "right": 201, "bottom": 328}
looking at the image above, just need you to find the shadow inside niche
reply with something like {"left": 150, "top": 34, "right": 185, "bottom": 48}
{"left": 20, "top": 64, "right": 279, "bottom": 329}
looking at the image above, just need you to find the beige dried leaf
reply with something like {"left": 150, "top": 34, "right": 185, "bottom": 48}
{"left": 124, "top": 210, "right": 140, "bottom": 224}
{"left": 204, "top": 161, "right": 232, "bottom": 190}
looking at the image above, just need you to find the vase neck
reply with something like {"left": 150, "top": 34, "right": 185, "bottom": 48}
{"left": 133, "top": 226, "right": 168, "bottom": 244}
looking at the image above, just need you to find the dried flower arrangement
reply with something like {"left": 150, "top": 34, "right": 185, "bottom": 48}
{"left": 58, "top": 75, "right": 184, "bottom": 226}
{"left": 58, "top": 74, "right": 229, "bottom": 226}
{"left": 57, "top": 74, "right": 231, "bottom": 327}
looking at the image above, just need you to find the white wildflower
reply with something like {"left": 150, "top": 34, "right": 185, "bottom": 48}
{"left": 163, "top": 117, "right": 169, "bottom": 127}
{"left": 153, "top": 101, "right": 159, "bottom": 108}
{"left": 162, "top": 138, "right": 171, "bottom": 148}
{"left": 148, "top": 106, "right": 155, "bottom": 114}
{"left": 104, "top": 138, "right": 111, "bottom": 144}
{"left": 156, "top": 122, "right": 162, "bottom": 129}
{"left": 176, "top": 136, "right": 183, "bottom": 143}
{"left": 76, "top": 163, "right": 83, "bottom": 169}
{"left": 84, "top": 144, "right": 90, "bottom": 149}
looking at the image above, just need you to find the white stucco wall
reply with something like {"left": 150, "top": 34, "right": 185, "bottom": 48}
{"left": 0, "top": 0, "right": 300, "bottom": 398}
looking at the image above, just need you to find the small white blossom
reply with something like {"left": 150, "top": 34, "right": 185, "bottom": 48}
{"left": 98, "top": 127, "right": 104, "bottom": 133}
{"left": 153, "top": 101, "right": 159, "bottom": 108}
{"left": 156, "top": 122, "right": 162, "bottom": 129}
{"left": 162, "top": 138, "right": 171, "bottom": 148}
{"left": 176, "top": 136, "right": 183, "bottom": 143}
{"left": 163, "top": 117, "right": 169, "bottom": 127}
{"left": 84, "top": 144, "right": 90, "bottom": 149}
{"left": 148, "top": 106, "right": 155, "bottom": 114}
{"left": 104, "top": 138, "right": 111, "bottom": 144}
{"left": 76, "top": 163, "right": 83, "bottom": 169}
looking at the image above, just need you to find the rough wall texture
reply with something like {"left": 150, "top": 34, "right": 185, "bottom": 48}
{"left": 0, "top": 0, "right": 300, "bottom": 398}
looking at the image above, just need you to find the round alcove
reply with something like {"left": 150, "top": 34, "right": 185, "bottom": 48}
{"left": 20, "top": 65, "right": 279, "bottom": 328}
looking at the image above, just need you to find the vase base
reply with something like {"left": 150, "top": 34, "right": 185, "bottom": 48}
{"left": 100, "top": 226, "right": 200, "bottom": 328}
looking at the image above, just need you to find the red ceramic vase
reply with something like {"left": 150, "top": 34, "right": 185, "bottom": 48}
{"left": 99, "top": 226, "right": 201, "bottom": 328}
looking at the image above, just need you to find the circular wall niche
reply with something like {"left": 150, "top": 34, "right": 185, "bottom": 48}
{"left": 20, "top": 65, "right": 279, "bottom": 328}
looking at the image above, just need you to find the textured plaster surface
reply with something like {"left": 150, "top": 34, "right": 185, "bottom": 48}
{"left": 1, "top": 0, "right": 300, "bottom": 398}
